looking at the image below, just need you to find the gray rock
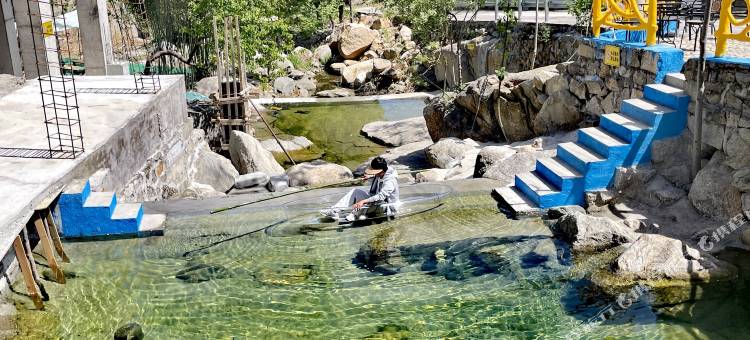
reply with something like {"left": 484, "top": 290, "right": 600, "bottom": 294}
{"left": 195, "top": 76, "right": 219, "bottom": 97}
{"left": 733, "top": 169, "right": 750, "bottom": 192}
{"left": 114, "top": 322, "right": 144, "bottom": 340}
{"left": 398, "top": 25, "right": 413, "bottom": 41}
{"left": 228, "top": 130, "right": 285, "bottom": 176}
{"left": 296, "top": 78, "right": 316, "bottom": 93}
{"left": 275, "top": 59, "right": 294, "bottom": 73}
{"left": 267, "top": 174, "right": 290, "bottom": 192}
{"left": 372, "top": 58, "right": 392, "bottom": 73}
{"left": 476, "top": 150, "right": 538, "bottom": 185}
{"left": 313, "top": 45, "right": 332, "bottom": 65}
{"left": 361, "top": 117, "right": 431, "bottom": 147}
{"left": 425, "top": 138, "right": 479, "bottom": 169}
{"left": 495, "top": 96, "right": 534, "bottom": 142}
{"left": 338, "top": 23, "right": 378, "bottom": 59}
{"left": 234, "top": 172, "right": 270, "bottom": 189}
{"left": 316, "top": 88, "right": 355, "bottom": 98}
{"left": 643, "top": 175, "right": 686, "bottom": 207}
{"left": 286, "top": 160, "right": 353, "bottom": 187}
{"left": 724, "top": 128, "right": 750, "bottom": 169}
{"left": 273, "top": 76, "right": 296, "bottom": 96}
{"left": 532, "top": 91, "right": 581, "bottom": 135}
{"left": 689, "top": 152, "right": 744, "bottom": 221}
{"left": 193, "top": 142, "right": 239, "bottom": 193}
{"left": 260, "top": 136, "right": 314, "bottom": 153}
{"left": 544, "top": 75, "right": 569, "bottom": 95}
{"left": 546, "top": 205, "right": 586, "bottom": 219}
{"left": 342, "top": 60, "right": 375, "bottom": 86}
{"left": 289, "top": 70, "right": 305, "bottom": 80}
{"left": 473, "top": 145, "right": 516, "bottom": 178}
{"left": 613, "top": 234, "right": 734, "bottom": 281}
{"left": 330, "top": 63, "right": 346, "bottom": 75}
{"left": 555, "top": 212, "right": 637, "bottom": 252}
{"left": 415, "top": 168, "right": 450, "bottom": 182}
{"left": 570, "top": 78, "right": 587, "bottom": 100}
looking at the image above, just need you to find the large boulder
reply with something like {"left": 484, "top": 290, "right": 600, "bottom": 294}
{"left": 531, "top": 91, "right": 581, "bottom": 135}
{"left": 338, "top": 23, "right": 378, "bottom": 59}
{"left": 473, "top": 145, "right": 516, "bottom": 177}
{"left": 292, "top": 46, "right": 314, "bottom": 63}
{"left": 474, "top": 150, "right": 538, "bottom": 185}
{"left": 361, "top": 117, "right": 431, "bottom": 147}
{"left": 342, "top": 60, "right": 375, "bottom": 86}
{"left": 425, "top": 138, "right": 479, "bottom": 169}
{"left": 689, "top": 151, "right": 743, "bottom": 221}
{"left": 494, "top": 95, "right": 534, "bottom": 142}
{"left": 614, "top": 234, "right": 736, "bottom": 281}
{"left": 286, "top": 160, "right": 353, "bottom": 187}
{"left": 195, "top": 76, "right": 219, "bottom": 97}
{"left": 273, "top": 76, "right": 296, "bottom": 96}
{"left": 554, "top": 212, "right": 637, "bottom": 252}
{"left": 313, "top": 45, "right": 333, "bottom": 65}
{"left": 228, "top": 130, "right": 285, "bottom": 176}
{"left": 193, "top": 141, "right": 239, "bottom": 193}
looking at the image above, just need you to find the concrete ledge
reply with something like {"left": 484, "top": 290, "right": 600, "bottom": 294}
{"left": 0, "top": 75, "right": 186, "bottom": 258}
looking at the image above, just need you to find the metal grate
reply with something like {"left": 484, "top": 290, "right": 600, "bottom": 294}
{"left": 0, "top": 0, "right": 85, "bottom": 159}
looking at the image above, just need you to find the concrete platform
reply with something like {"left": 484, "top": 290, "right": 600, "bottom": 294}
{"left": 0, "top": 75, "right": 185, "bottom": 257}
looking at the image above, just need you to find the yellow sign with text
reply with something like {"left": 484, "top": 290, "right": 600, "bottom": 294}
{"left": 604, "top": 45, "right": 620, "bottom": 67}
{"left": 42, "top": 21, "right": 54, "bottom": 36}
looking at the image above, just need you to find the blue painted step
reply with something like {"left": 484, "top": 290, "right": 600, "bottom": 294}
{"left": 494, "top": 76, "right": 691, "bottom": 216}
{"left": 59, "top": 179, "right": 144, "bottom": 237}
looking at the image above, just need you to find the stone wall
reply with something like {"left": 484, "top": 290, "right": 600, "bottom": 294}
{"left": 684, "top": 58, "right": 750, "bottom": 220}
{"left": 562, "top": 39, "right": 684, "bottom": 125}
{"left": 435, "top": 23, "right": 582, "bottom": 88}
{"left": 426, "top": 38, "right": 684, "bottom": 143}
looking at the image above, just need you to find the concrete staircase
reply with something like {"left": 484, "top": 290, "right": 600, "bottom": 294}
{"left": 59, "top": 179, "right": 165, "bottom": 238}
{"left": 494, "top": 73, "right": 690, "bottom": 216}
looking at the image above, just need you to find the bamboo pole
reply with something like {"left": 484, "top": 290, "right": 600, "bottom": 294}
{"left": 43, "top": 209, "right": 69, "bottom": 263}
{"left": 691, "top": 0, "right": 713, "bottom": 177}
{"left": 247, "top": 99, "right": 296, "bottom": 165}
{"left": 13, "top": 236, "right": 43, "bottom": 309}
{"left": 20, "top": 226, "right": 47, "bottom": 300}
{"left": 33, "top": 213, "right": 65, "bottom": 284}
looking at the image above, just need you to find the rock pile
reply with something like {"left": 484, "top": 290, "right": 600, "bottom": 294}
{"left": 424, "top": 65, "right": 584, "bottom": 143}
{"left": 269, "top": 16, "right": 419, "bottom": 97}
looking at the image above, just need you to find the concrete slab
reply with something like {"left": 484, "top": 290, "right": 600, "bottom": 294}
{"left": 0, "top": 75, "right": 184, "bottom": 257}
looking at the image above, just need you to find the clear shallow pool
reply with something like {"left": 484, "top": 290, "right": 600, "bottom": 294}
{"left": 13, "top": 192, "right": 750, "bottom": 339}
{"left": 255, "top": 98, "right": 427, "bottom": 169}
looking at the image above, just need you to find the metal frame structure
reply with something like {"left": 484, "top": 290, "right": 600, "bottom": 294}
{"left": 0, "top": 0, "right": 85, "bottom": 159}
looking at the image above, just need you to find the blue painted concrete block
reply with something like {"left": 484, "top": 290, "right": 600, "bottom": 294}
{"left": 59, "top": 179, "right": 143, "bottom": 238}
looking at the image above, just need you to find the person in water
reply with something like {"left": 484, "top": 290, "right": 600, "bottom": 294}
{"left": 320, "top": 156, "right": 400, "bottom": 222}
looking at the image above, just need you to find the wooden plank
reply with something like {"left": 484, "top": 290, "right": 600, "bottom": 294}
{"left": 44, "top": 209, "right": 70, "bottom": 263}
{"left": 13, "top": 236, "right": 43, "bottom": 309}
{"left": 20, "top": 227, "right": 46, "bottom": 300}
{"left": 33, "top": 214, "right": 65, "bottom": 284}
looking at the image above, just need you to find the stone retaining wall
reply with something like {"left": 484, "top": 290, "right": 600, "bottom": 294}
{"left": 435, "top": 23, "right": 582, "bottom": 88}
{"left": 684, "top": 58, "right": 750, "bottom": 220}
{"left": 562, "top": 39, "right": 683, "bottom": 125}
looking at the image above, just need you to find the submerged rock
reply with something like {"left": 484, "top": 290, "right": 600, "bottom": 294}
{"left": 175, "top": 263, "right": 231, "bottom": 283}
{"left": 554, "top": 212, "right": 637, "bottom": 252}
{"left": 114, "top": 322, "right": 144, "bottom": 340}
{"left": 286, "top": 160, "right": 353, "bottom": 187}
{"left": 361, "top": 117, "right": 431, "bottom": 147}
{"left": 229, "top": 130, "right": 285, "bottom": 176}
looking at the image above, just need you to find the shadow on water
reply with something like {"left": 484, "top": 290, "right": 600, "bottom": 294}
{"left": 353, "top": 235, "right": 573, "bottom": 282}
